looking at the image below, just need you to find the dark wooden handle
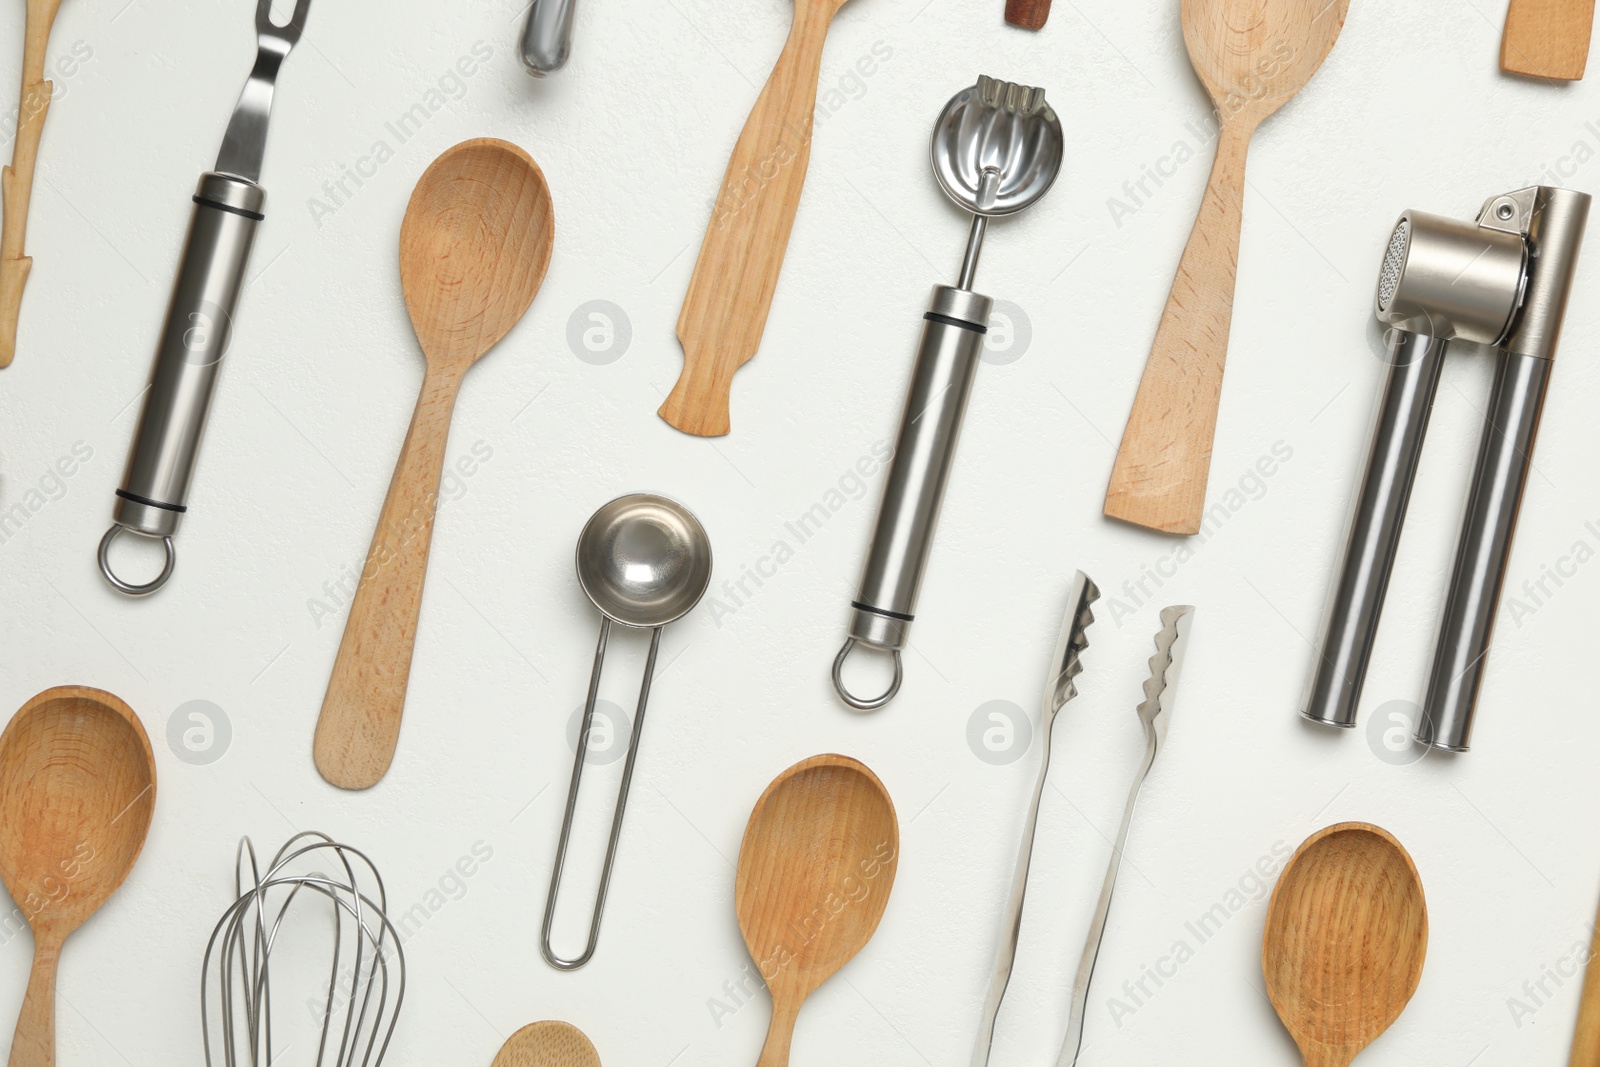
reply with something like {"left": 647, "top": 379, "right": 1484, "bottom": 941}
{"left": 1005, "top": 0, "right": 1052, "bottom": 30}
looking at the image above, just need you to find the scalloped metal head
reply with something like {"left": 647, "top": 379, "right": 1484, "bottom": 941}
{"left": 931, "top": 75, "right": 1064, "bottom": 218}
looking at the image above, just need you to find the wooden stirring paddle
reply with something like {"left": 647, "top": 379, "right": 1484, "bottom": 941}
{"left": 1264, "top": 823, "right": 1427, "bottom": 1067}
{"left": 1, "top": 0, "right": 71, "bottom": 367}
{"left": 1503, "top": 0, "right": 1595, "bottom": 80}
{"left": 1104, "top": 0, "right": 1350, "bottom": 535}
{"left": 0, "top": 686, "right": 157, "bottom": 1067}
{"left": 736, "top": 755, "right": 899, "bottom": 1066}
{"left": 661, "top": 0, "right": 855, "bottom": 437}
{"left": 314, "top": 139, "right": 554, "bottom": 790}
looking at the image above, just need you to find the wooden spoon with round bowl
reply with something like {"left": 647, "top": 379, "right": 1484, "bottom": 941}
{"left": 1105, "top": 0, "right": 1351, "bottom": 535}
{"left": 1263, "top": 823, "right": 1427, "bottom": 1067}
{"left": 314, "top": 138, "right": 555, "bottom": 791}
{"left": 735, "top": 754, "right": 899, "bottom": 1066}
{"left": 0, "top": 686, "right": 157, "bottom": 1067}
{"left": 491, "top": 1021, "right": 601, "bottom": 1067}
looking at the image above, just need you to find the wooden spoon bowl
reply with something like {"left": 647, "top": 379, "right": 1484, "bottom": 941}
{"left": 1182, "top": 0, "right": 1351, "bottom": 127}
{"left": 491, "top": 1021, "right": 601, "bottom": 1067}
{"left": 315, "top": 138, "right": 555, "bottom": 790}
{"left": 736, "top": 755, "right": 899, "bottom": 1066}
{"left": 0, "top": 685, "right": 157, "bottom": 1066}
{"left": 1263, "top": 823, "right": 1427, "bottom": 1067}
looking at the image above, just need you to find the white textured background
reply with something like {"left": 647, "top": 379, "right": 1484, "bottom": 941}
{"left": 0, "top": 0, "right": 1596, "bottom": 1063}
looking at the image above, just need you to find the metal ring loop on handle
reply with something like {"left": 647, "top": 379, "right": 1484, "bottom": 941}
{"left": 832, "top": 638, "right": 903, "bottom": 711}
{"left": 541, "top": 618, "right": 662, "bottom": 971}
{"left": 97, "top": 525, "right": 176, "bottom": 596}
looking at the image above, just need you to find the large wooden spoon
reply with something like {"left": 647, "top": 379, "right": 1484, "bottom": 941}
{"left": 0, "top": 0, "right": 70, "bottom": 367}
{"left": 1502, "top": 0, "right": 1595, "bottom": 80}
{"left": 0, "top": 686, "right": 157, "bottom": 1067}
{"left": 1104, "top": 0, "right": 1350, "bottom": 535}
{"left": 736, "top": 754, "right": 899, "bottom": 1066}
{"left": 491, "top": 1021, "right": 601, "bottom": 1067}
{"left": 1263, "top": 823, "right": 1427, "bottom": 1067}
{"left": 314, "top": 138, "right": 554, "bottom": 790}
{"left": 660, "top": 0, "right": 854, "bottom": 437}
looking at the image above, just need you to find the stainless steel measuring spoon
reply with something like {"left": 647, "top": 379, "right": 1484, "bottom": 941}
{"left": 832, "top": 75, "right": 1063, "bottom": 709}
{"left": 542, "top": 493, "right": 712, "bottom": 970}
{"left": 99, "top": 0, "right": 313, "bottom": 594}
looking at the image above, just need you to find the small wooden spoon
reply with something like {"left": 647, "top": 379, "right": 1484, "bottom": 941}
{"left": 491, "top": 1021, "right": 601, "bottom": 1067}
{"left": 0, "top": 0, "right": 70, "bottom": 367}
{"left": 736, "top": 754, "right": 899, "bottom": 1066}
{"left": 314, "top": 138, "right": 554, "bottom": 790}
{"left": 1502, "top": 0, "right": 1595, "bottom": 80}
{"left": 1105, "top": 0, "right": 1350, "bottom": 535}
{"left": 0, "top": 686, "right": 157, "bottom": 1067}
{"left": 661, "top": 0, "right": 855, "bottom": 437}
{"left": 1263, "top": 823, "right": 1427, "bottom": 1067}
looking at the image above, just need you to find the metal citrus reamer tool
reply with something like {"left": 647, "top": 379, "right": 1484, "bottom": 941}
{"left": 98, "top": 0, "right": 312, "bottom": 594}
{"left": 832, "top": 75, "right": 1063, "bottom": 709}
{"left": 1303, "top": 186, "right": 1590, "bottom": 751}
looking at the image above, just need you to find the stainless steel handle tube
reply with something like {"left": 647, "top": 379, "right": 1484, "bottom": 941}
{"left": 1302, "top": 330, "right": 1447, "bottom": 728}
{"left": 99, "top": 173, "right": 264, "bottom": 594}
{"left": 1418, "top": 185, "right": 1590, "bottom": 750}
{"left": 832, "top": 285, "right": 992, "bottom": 709}
{"left": 521, "top": 0, "right": 578, "bottom": 76}
{"left": 1419, "top": 351, "right": 1551, "bottom": 750}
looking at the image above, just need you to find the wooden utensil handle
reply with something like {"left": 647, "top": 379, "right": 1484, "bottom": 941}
{"left": 1503, "top": 0, "right": 1596, "bottom": 79}
{"left": 663, "top": 1, "right": 836, "bottom": 437}
{"left": 8, "top": 940, "right": 58, "bottom": 1067}
{"left": 755, "top": 1000, "right": 800, "bottom": 1067}
{"left": 1104, "top": 121, "right": 1252, "bottom": 536}
{"left": 0, "top": 0, "right": 66, "bottom": 368}
{"left": 1570, "top": 898, "right": 1600, "bottom": 1065}
{"left": 1005, "top": 0, "right": 1052, "bottom": 29}
{"left": 314, "top": 365, "right": 463, "bottom": 790}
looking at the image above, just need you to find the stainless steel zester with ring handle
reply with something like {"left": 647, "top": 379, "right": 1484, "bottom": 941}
{"left": 831, "top": 76, "right": 1064, "bottom": 709}
{"left": 99, "top": 0, "right": 312, "bottom": 595}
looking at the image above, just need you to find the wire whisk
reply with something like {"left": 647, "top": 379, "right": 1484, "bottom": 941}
{"left": 201, "top": 832, "right": 405, "bottom": 1067}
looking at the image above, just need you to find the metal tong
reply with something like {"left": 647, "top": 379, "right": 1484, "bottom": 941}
{"left": 832, "top": 76, "right": 1064, "bottom": 709}
{"left": 1303, "top": 186, "right": 1590, "bottom": 751}
{"left": 99, "top": 0, "right": 312, "bottom": 594}
{"left": 973, "top": 582, "right": 1194, "bottom": 1067}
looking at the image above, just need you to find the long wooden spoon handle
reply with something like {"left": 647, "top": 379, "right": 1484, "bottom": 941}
{"left": 1104, "top": 121, "right": 1252, "bottom": 535}
{"left": 662, "top": 0, "right": 836, "bottom": 437}
{"left": 1502, "top": 0, "right": 1596, "bottom": 80}
{"left": 314, "top": 365, "right": 463, "bottom": 790}
{"left": 0, "top": 0, "right": 67, "bottom": 368}
{"left": 755, "top": 999, "right": 800, "bottom": 1067}
{"left": 8, "top": 939, "right": 59, "bottom": 1067}
{"left": 1570, "top": 896, "right": 1600, "bottom": 1065}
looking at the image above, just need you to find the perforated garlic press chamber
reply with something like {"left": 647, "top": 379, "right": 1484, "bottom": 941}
{"left": 98, "top": 0, "right": 312, "bottom": 595}
{"left": 1303, "top": 186, "right": 1590, "bottom": 751}
{"left": 832, "top": 76, "right": 1063, "bottom": 710}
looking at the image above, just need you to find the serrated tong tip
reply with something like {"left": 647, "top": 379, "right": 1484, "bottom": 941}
{"left": 1046, "top": 571, "right": 1100, "bottom": 713}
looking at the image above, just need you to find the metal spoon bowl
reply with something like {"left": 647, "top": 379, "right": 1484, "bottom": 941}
{"left": 931, "top": 75, "right": 1064, "bottom": 217}
{"left": 576, "top": 493, "right": 713, "bottom": 628}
